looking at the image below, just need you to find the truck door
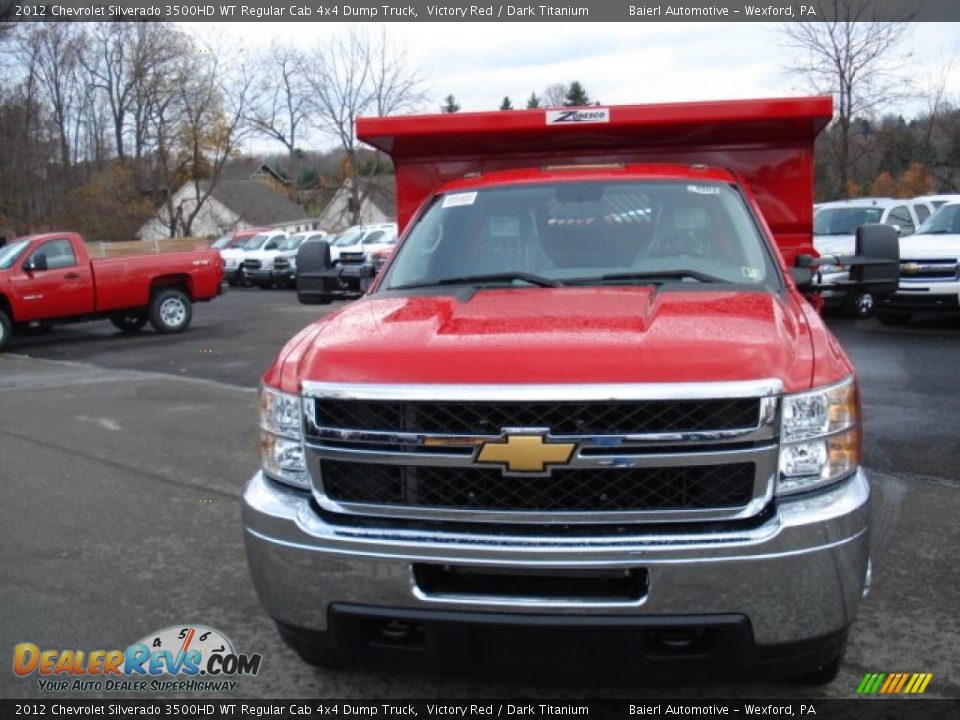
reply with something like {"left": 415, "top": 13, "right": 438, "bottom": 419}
{"left": 13, "top": 237, "right": 95, "bottom": 320}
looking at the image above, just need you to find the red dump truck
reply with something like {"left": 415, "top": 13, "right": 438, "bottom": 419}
{"left": 0, "top": 232, "right": 223, "bottom": 350}
{"left": 244, "top": 98, "right": 899, "bottom": 681}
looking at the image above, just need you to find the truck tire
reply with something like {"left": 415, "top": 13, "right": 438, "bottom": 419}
{"left": 297, "top": 291, "right": 323, "bottom": 305}
{"left": 786, "top": 651, "right": 844, "bottom": 686}
{"left": 0, "top": 309, "right": 11, "bottom": 351}
{"left": 149, "top": 288, "right": 192, "bottom": 334}
{"left": 110, "top": 311, "right": 148, "bottom": 333}
{"left": 877, "top": 311, "right": 911, "bottom": 326}
{"left": 844, "top": 291, "right": 875, "bottom": 319}
{"left": 275, "top": 624, "right": 343, "bottom": 670}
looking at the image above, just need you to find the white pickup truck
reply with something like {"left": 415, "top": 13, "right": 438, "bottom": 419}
{"left": 877, "top": 202, "right": 960, "bottom": 324}
{"left": 814, "top": 198, "right": 920, "bottom": 317}
{"left": 243, "top": 231, "right": 329, "bottom": 289}
{"left": 222, "top": 230, "right": 287, "bottom": 286}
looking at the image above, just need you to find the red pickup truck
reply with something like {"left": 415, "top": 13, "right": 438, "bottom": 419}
{"left": 244, "top": 98, "right": 899, "bottom": 681}
{"left": 0, "top": 232, "right": 223, "bottom": 350}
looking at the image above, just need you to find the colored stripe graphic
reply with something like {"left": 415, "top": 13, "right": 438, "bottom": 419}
{"left": 858, "top": 672, "right": 933, "bottom": 694}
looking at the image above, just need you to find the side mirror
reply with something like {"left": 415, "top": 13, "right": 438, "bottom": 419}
{"left": 24, "top": 253, "right": 47, "bottom": 273}
{"left": 296, "top": 240, "right": 333, "bottom": 274}
{"left": 851, "top": 223, "right": 899, "bottom": 296}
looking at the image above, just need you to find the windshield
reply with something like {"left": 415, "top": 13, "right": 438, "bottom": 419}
{"left": 243, "top": 233, "right": 272, "bottom": 250}
{"left": 917, "top": 204, "right": 960, "bottom": 235}
{"left": 0, "top": 239, "right": 30, "bottom": 269}
{"left": 382, "top": 180, "right": 779, "bottom": 290}
{"left": 278, "top": 235, "right": 306, "bottom": 251}
{"left": 211, "top": 235, "right": 233, "bottom": 249}
{"left": 813, "top": 207, "right": 884, "bottom": 235}
{"left": 333, "top": 228, "right": 364, "bottom": 247}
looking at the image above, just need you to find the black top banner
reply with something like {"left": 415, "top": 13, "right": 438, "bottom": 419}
{"left": 5, "top": 0, "right": 959, "bottom": 22}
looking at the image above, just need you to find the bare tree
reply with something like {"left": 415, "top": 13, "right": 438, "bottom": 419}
{"left": 247, "top": 41, "right": 310, "bottom": 158}
{"left": 302, "top": 28, "right": 426, "bottom": 225}
{"left": 780, "top": 0, "right": 913, "bottom": 196}
{"left": 542, "top": 83, "right": 568, "bottom": 108}
{"left": 151, "top": 36, "right": 253, "bottom": 237}
{"left": 18, "top": 22, "right": 85, "bottom": 169}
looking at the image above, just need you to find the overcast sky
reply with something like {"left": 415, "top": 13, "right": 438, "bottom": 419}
{"left": 192, "top": 21, "right": 960, "bottom": 153}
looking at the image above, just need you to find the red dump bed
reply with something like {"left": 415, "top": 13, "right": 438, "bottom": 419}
{"left": 357, "top": 96, "right": 832, "bottom": 263}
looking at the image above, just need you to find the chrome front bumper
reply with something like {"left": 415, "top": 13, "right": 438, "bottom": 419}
{"left": 243, "top": 469, "right": 871, "bottom": 647}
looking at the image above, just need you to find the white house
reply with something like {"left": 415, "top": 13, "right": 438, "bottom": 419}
{"left": 137, "top": 177, "right": 311, "bottom": 241}
{"left": 315, "top": 175, "right": 396, "bottom": 232}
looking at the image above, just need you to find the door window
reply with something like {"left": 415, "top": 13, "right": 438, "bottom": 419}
{"left": 886, "top": 206, "right": 914, "bottom": 236}
{"left": 29, "top": 239, "right": 77, "bottom": 270}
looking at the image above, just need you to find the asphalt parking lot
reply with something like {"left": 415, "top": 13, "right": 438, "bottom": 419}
{"left": 1, "top": 288, "right": 958, "bottom": 700}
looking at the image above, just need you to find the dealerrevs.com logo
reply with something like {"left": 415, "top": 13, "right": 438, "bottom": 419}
{"left": 13, "top": 625, "right": 262, "bottom": 693}
{"left": 546, "top": 108, "right": 610, "bottom": 124}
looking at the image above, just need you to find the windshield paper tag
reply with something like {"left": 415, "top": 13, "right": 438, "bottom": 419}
{"left": 546, "top": 108, "right": 610, "bottom": 124}
{"left": 442, "top": 192, "right": 477, "bottom": 208}
{"left": 742, "top": 267, "right": 762, "bottom": 280}
{"left": 687, "top": 185, "right": 719, "bottom": 194}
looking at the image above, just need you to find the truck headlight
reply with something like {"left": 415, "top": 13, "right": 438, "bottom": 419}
{"left": 259, "top": 386, "right": 308, "bottom": 488}
{"left": 778, "top": 376, "right": 860, "bottom": 495}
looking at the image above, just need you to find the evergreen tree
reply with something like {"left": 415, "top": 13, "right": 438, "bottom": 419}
{"left": 441, "top": 94, "right": 460, "bottom": 113}
{"left": 499, "top": 96, "right": 514, "bottom": 111}
{"left": 563, "top": 81, "right": 591, "bottom": 107}
{"left": 526, "top": 92, "right": 541, "bottom": 109}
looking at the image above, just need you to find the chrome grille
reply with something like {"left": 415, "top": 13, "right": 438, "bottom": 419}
{"left": 320, "top": 460, "right": 755, "bottom": 512}
{"left": 900, "top": 259, "right": 958, "bottom": 282}
{"left": 312, "top": 398, "right": 760, "bottom": 436}
{"left": 302, "top": 380, "right": 781, "bottom": 525}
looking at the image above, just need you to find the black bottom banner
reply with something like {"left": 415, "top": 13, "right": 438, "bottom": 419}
{"left": 1, "top": 700, "right": 959, "bottom": 720}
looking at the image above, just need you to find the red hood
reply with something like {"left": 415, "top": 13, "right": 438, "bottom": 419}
{"left": 266, "top": 287, "right": 840, "bottom": 395}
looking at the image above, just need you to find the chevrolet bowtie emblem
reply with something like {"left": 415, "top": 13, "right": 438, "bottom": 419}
{"left": 475, "top": 433, "right": 576, "bottom": 474}
{"left": 902, "top": 263, "right": 920, "bottom": 275}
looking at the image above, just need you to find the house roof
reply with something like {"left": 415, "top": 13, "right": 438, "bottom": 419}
{"left": 361, "top": 175, "right": 396, "bottom": 218}
{"left": 206, "top": 180, "right": 307, "bottom": 226}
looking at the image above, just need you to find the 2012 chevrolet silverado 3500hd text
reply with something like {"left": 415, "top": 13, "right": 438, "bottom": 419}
{"left": 243, "top": 98, "right": 900, "bottom": 681}
{"left": 0, "top": 232, "right": 223, "bottom": 350}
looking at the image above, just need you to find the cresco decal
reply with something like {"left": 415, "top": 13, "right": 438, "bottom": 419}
{"left": 546, "top": 108, "right": 610, "bottom": 124}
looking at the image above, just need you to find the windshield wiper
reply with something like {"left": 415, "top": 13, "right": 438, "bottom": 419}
{"left": 566, "top": 270, "right": 731, "bottom": 285}
{"left": 390, "top": 272, "right": 563, "bottom": 291}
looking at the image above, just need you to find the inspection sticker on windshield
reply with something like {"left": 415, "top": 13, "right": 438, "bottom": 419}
{"left": 443, "top": 192, "right": 477, "bottom": 208}
{"left": 687, "top": 185, "right": 719, "bottom": 194}
{"left": 742, "top": 267, "right": 762, "bottom": 280}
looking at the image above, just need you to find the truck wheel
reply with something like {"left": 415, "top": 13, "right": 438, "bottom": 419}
{"left": 0, "top": 310, "right": 11, "bottom": 351}
{"left": 845, "top": 292, "right": 875, "bottom": 319}
{"left": 297, "top": 292, "right": 321, "bottom": 305}
{"left": 786, "top": 652, "right": 844, "bottom": 686}
{"left": 877, "top": 311, "right": 911, "bottom": 326}
{"left": 275, "top": 624, "right": 343, "bottom": 670}
{"left": 110, "top": 311, "right": 148, "bottom": 333}
{"left": 149, "top": 288, "right": 192, "bottom": 334}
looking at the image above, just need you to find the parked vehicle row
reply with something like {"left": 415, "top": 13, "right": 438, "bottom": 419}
{"left": 813, "top": 195, "right": 960, "bottom": 318}
{"left": 214, "top": 223, "right": 398, "bottom": 293}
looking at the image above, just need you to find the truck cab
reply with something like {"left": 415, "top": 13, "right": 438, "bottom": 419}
{"left": 243, "top": 98, "right": 896, "bottom": 681}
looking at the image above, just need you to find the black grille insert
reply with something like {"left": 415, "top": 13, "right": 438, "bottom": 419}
{"left": 320, "top": 461, "right": 755, "bottom": 512}
{"left": 313, "top": 398, "right": 760, "bottom": 436}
